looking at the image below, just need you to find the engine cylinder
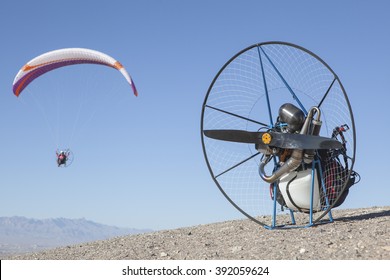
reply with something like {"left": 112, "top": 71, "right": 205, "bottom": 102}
{"left": 278, "top": 103, "right": 305, "bottom": 133}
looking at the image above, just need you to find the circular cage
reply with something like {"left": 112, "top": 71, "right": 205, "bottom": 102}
{"left": 201, "top": 42, "right": 356, "bottom": 228}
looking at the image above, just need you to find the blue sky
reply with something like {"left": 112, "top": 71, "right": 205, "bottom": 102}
{"left": 0, "top": 0, "right": 389, "bottom": 231}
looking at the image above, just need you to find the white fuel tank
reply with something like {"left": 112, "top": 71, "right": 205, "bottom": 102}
{"left": 278, "top": 168, "right": 321, "bottom": 211}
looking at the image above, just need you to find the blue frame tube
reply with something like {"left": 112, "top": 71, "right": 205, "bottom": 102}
{"left": 259, "top": 46, "right": 308, "bottom": 115}
{"left": 257, "top": 46, "right": 274, "bottom": 125}
{"left": 272, "top": 182, "right": 277, "bottom": 228}
{"left": 309, "top": 161, "right": 316, "bottom": 225}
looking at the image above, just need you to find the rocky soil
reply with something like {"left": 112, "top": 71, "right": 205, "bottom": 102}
{"left": 5, "top": 206, "right": 389, "bottom": 260}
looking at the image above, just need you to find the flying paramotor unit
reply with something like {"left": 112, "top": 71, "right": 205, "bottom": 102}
{"left": 13, "top": 48, "right": 138, "bottom": 167}
{"left": 56, "top": 149, "right": 74, "bottom": 168}
{"left": 201, "top": 42, "right": 360, "bottom": 229}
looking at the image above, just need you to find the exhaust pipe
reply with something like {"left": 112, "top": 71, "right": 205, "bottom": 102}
{"left": 259, "top": 149, "right": 303, "bottom": 183}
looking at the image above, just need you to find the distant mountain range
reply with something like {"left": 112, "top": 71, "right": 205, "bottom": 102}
{"left": 0, "top": 216, "right": 152, "bottom": 257}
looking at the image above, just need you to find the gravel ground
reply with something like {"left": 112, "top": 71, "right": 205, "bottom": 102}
{"left": 6, "top": 206, "right": 389, "bottom": 260}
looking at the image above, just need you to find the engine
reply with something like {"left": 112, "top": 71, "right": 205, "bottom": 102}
{"left": 258, "top": 103, "right": 322, "bottom": 183}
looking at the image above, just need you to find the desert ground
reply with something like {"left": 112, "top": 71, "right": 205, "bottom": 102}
{"left": 6, "top": 206, "right": 389, "bottom": 260}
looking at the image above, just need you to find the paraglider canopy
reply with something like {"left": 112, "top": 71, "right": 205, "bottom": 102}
{"left": 13, "top": 48, "right": 138, "bottom": 97}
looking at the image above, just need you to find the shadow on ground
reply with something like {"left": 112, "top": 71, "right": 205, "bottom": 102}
{"left": 335, "top": 209, "right": 390, "bottom": 222}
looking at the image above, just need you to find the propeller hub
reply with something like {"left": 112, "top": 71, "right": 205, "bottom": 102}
{"left": 262, "top": 133, "right": 272, "bottom": 144}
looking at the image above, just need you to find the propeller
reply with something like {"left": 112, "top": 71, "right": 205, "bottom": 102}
{"left": 203, "top": 129, "right": 342, "bottom": 150}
